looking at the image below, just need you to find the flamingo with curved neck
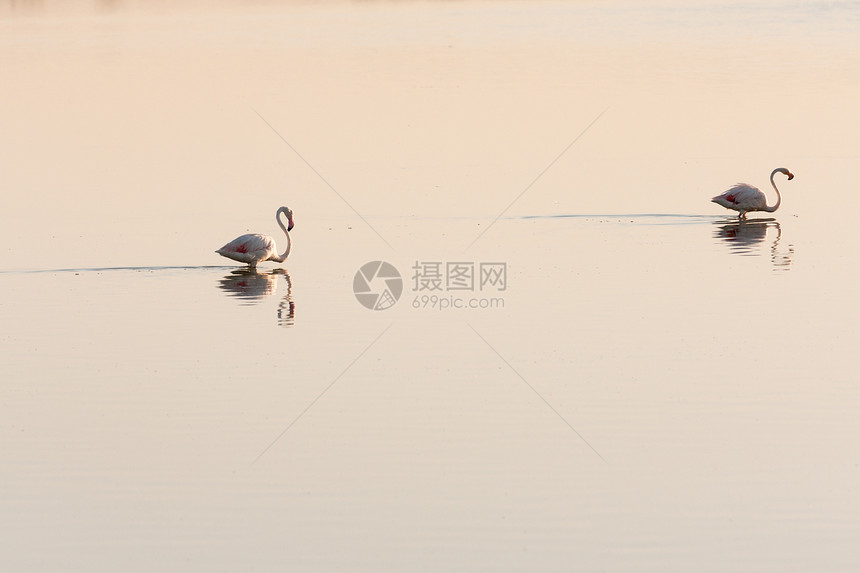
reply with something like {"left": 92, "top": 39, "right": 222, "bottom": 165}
{"left": 712, "top": 168, "right": 794, "bottom": 220}
{"left": 216, "top": 206, "right": 294, "bottom": 270}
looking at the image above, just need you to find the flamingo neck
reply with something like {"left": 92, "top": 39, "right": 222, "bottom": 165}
{"left": 764, "top": 169, "right": 782, "bottom": 213}
{"left": 269, "top": 208, "right": 292, "bottom": 263}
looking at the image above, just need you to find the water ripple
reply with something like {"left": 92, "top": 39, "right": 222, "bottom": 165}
{"left": 513, "top": 213, "right": 721, "bottom": 225}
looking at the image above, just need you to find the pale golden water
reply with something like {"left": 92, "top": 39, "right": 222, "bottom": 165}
{"left": 2, "top": 1, "right": 860, "bottom": 571}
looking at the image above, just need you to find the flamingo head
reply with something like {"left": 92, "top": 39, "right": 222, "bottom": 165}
{"left": 279, "top": 206, "right": 295, "bottom": 231}
{"left": 776, "top": 167, "right": 794, "bottom": 181}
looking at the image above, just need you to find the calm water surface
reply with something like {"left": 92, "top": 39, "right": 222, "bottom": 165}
{"left": 2, "top": 1, "right": 860, "bottom": 571}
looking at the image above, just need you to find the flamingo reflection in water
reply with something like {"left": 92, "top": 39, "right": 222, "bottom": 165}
{"left": 218, "top": 268, "right": 295, "bottom": 326}
{"left": 713, "top": 218, "right": 793, "bottom": 270}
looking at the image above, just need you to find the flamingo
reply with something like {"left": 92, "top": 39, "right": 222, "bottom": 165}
{"left": 712, "top": 168, "right": 794, "bottom": 220}
{"left": 216, "top": 206, "right": 294, "bottom": 270}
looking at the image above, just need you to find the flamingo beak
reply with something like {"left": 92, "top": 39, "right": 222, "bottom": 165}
{"left": 288, "top": 218, "right": 295, "bottom": 231}
{"left": 787, "top": 173, "right": 794, "bottom": 180}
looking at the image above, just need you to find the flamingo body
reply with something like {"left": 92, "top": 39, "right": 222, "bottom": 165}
{"left": 216, "top": 234, "right": 278, "bottom": 266}
{"left": 712, "top": 183, "right": 770, "bottom": 213}
{"left": 712, "top": 168, "right": 793, "bottom": 220}
{"left": 217, "top": 206, "right": 294, "bottom": 270}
